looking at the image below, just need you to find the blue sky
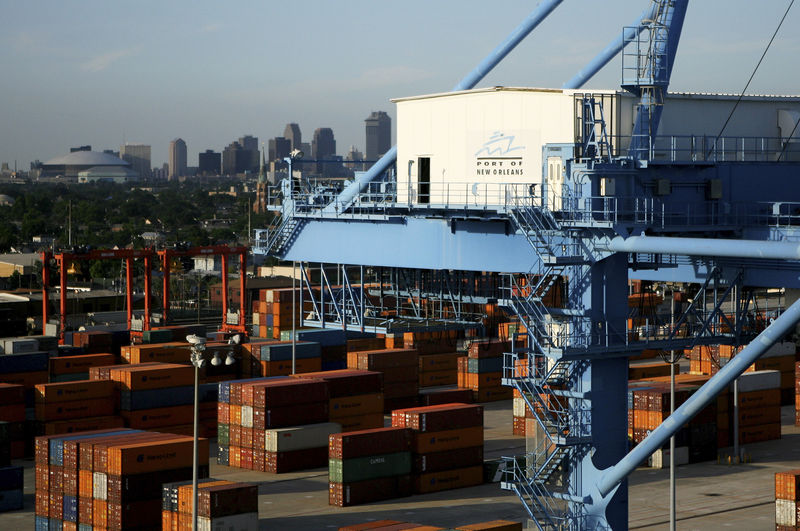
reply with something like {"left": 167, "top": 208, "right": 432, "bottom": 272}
{"left": 2, "top": 0, "right": 799, "bottom": 169}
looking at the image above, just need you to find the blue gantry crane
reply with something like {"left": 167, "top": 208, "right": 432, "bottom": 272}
{"left": 254, "top": 1, "right": 800, "bottom": 528}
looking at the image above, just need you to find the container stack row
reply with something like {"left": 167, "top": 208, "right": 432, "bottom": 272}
{"left": 251, "top": 287, "right": 303, "bottom": 340}
{"left": 290, "top": 369, "right": 385, "bottom": 432}
{"left": 418, "top": 351, "right": 460, "bottom": 388}
{"left": 392, "top": 403, "right": 484, "bottom": 494}
{"left": 217, "top": 376, "right": 333, "bottom": 471}
{"left": 34, "top": 428, "right": 209, "bottom": 530}
{"left": 161, "top": 479, "right": 258, "bottom": 531}
{"left": 458, "top": 339, "right": 513, "bottom": 403}
{"left": 34, "top": 379, "right": 123, "bottom": 437}
{"left": 329, "top": 427, "right": 413, "bottom": 507}
{"left": 347, "top": 348, "right": 419, "bottom": 411}
{"left": 0, "top": 383, "right": 27, "bottom": 459}
{"left": 775, "top": 469, "right": 800, "bottom": 530}
{"left": 241, "top": 340, "right": 322, "bottom": 377}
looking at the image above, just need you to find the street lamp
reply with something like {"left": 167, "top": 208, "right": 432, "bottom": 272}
{"left": 186, "top": 334, "right": 207, "bottom": 531}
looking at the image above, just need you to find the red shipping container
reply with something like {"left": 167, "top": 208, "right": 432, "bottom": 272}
{"left": 265, "top": 446, "right": 328, "bottom": 473}
{"left": 329, "top": 427, "right": 412, "bottom": 460}
{"left": 402, "top": 404, "right": 483, "bottom": 432}
{"left": 290, "top": 369, "right": 383, "bottom": 397}
{"left": 329, "top": 474, "right": 412, "bottom": 507}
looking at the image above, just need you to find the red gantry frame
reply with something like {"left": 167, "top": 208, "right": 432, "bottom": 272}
{"left": 41, "top": 245, "right": 248, "bottom": 343}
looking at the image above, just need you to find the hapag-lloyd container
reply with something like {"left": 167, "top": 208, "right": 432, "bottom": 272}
{"left": 329, "top": 451, "right": 411, "bottom": 483}
{"left": 329, "top": 427, "right": 412, "bottom": 460}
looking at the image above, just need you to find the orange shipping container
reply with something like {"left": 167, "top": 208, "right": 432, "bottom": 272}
{"left": 412, "top": 426, "right": 483, "bottom": 453}
{"left": 110, "top": 364, "right": 193, "bottom": 390}
{"left": 419, "top": 370, "right": 457, "bottom": 387}
{"left": 107, "top": 437, "right": 208, "bottom": 475}
{"left": 259, "top": 357, "right": 321, "bottom": 377}
{"left": 329, "top": 393, "right": 384, "bottom": 418}
{"left": 42, "top": 415, "right": 125, "bottom": 436}
{"left": 120, "top": 405, "right": 194, "bottom": 429}
{"left": 35, "top": 380, "right": 114, "bottom": 403}
{"left": 49, "top": 353, "right": 116, "bottom": 375}
{"left": 413, "top": 465, "right": 483, "bottom": 494}
{"left": 456, "top": 520, "right": 523, "bottom": 531}
{"left": 35, "top": 398, "right": 115, "bottom": 421}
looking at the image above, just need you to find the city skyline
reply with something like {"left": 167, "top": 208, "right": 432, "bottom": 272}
{"left": 2, "top": 1, "right": 799, "bottom": 169}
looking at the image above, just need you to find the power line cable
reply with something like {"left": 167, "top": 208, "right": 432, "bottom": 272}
{"left": 709, "top": 0, "right": 795, "bottom": 157}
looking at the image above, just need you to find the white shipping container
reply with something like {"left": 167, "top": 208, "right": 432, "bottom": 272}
{"left": 93, "top": 472, "right": 107, "bottom": 501}
{"left": 648, "top": 446, "right": 689, "bottom": 469}
{"left": 264, "top": 422, "right": 342, "bottom": 453}
{"left": 241, "top": 406, "right": 253, "bottom": 428}
{"left": 252, "top": 312, "right": 260, "bottom": 326}
{"left": 775, "top": 499, "right": 800, "bottom": 526}
{"left": 198, "top": 512, "right": 258, "bottom": 531}
{"left": 732, "top": 370, "right": 781, "bottom": 393}
{"left": 512, "top": 397, "right": 527, "bottom": 418}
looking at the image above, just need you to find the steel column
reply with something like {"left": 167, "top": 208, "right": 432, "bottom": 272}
{"left": 60, "top": 255, "right": 68, "bottom": 341}
{"left": 239, "top": 251, "right": 247, "bottom": 330}
{"left": 41, "top": 252, "right": 50, "bottom": 334}
{"left": 144, "top": 255, "right": 152, "bottom": 331}
{"left": 221, "top": 253, "right": 229, "bottom": 328}
{"left": 162, "top": 252, "right": 171, "bottom": 324}
{"left": 126, "top": 257, "right": 133, "bottom": 330}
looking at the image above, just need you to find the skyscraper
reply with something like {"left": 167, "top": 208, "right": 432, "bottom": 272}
{"left": 312, "top": 128, "right": 336, "bottom": 176}
{"left": 120, "top": 143, "right": 151, "bottom": 179}
{"left": 237, "top": 135, "right": 259, "bottom": 172}
{"left": 284, "top": 123, "right": 302, "bottom": 152}
{"left": 268, "top": 137, "right": 291, "bottom": 162}
{"left": 168, "top": 138, "right": 187, "bottom": 179}
{"left": 365, "top": 111, "right": 391, "bottom": 165}
{"left": 198, "top": 150, "right": 221, "bottom": 175}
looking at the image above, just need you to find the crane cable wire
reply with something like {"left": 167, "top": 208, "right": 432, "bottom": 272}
{"left": 709, "top": 0, "right": 795, "bottom": 156}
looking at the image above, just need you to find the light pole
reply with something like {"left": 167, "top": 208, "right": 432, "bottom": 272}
{"left": 186, "top": 333, "right": 236, "bottom": 531}
{"left": 186, "top": 334, "right": 206, "bottom": 531}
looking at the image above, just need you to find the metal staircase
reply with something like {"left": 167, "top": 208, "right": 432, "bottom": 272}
{"left": 265, "top": 208, "right": 303, "bottom": 256}
{"left": 500, "top": 183, "right": 596, "bottom": 530}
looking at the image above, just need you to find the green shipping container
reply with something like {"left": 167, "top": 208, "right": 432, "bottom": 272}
{"left": 329, "top": 451, "right": 411, "bottom": 483}
{"left": 217, "top": 424, "right": 229, "bottom": 446}
{"left": 142, "top": 329, "right": 174, "bottom": 344}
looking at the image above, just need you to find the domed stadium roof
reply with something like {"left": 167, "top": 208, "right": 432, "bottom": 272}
{"left": 43, "top": 151, "right": 130, "bottom": 167}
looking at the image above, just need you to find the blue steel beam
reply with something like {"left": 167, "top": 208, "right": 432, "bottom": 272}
{"left": 324, "top": 0, "right": 564, "bottom": 214}
{"left": 596, "top": 294, "right": 800, "bottom": 498}
{"left": 562, "top": 2, "right": 659, "bottom": 89}
{"left": 602, "top": 235, "right": 800, "bottom": 260}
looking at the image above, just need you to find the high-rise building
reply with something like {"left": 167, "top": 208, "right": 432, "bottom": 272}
{"left": 199, "top": 150, "right": 221, "bottom": 175}
{"left": 222, "top": 141, "right": 256, "bottom": 175}
{"left": 120, "top": 143, "right": 151, "bottom": 179}
{"left": 168, "top": 138, "right": 187, "bottom": 179}
{"left": 365, "top": 111, "right": 391, "bottom": 165}
{"left": 312, "top": 128, "right": 336, "bottom": 176}
{"left": 268, "top": 137, "right": 291, "bottom": 162}
{"left": 284, "top": 123, "right": 302, "bottom": 151}
{"left": 237, "top": 135, "right": 259, "bottom": 172}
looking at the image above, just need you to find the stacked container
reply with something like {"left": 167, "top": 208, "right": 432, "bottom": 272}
{"left": 49, "top": 353, "right": 116, "bottom": 383}
{"left": 458, "top": 339, "right": 512, "bottom": 402}
{"left": 347, "top": 348, "right": 419, "bottom": 411}
{"left": 252, "top": 287, "right": 303, "bottom": 340}
{"left": 291, "top": 369, "right": 385, "bottom": 431}
{"left": 775, "top": 470, "right": 800, "bottom": 529}
{"left": 34, "top": 380, "right": 121, "bottom": 436}
{"left": 796, "top": 361, "right": 799, "bottom": 427}
{"left": 34, "top": 428, "right": 209, "bottom": 530}
{"left": 0, "top": 465, "right": 23, "bottom": 512}
{"left": 731, "top": 370, "right": 782, "bottom": 445}
{"left": 419, "top": 387, "right": 473, "bottom": 407}
{"left": 418, "top": 352, "right": 460, "bottom": 388}
{"left": 392, "top": 403, "right": 484, "bottom": 494}
{"left": 328, "top": 427, "right": 413, "bottom": 507}
{"left": 0, "top": 383, "right": 26, "bottom": 459}
{"left": 243, "top": 340, "right": 322, "bottom": 377}
{"left": 0, "top": 348, "right": 49, "bottom": 405}
{"left": 217, "top": 377, "right": 331, "bottom": 471}
{"left": 161, "top": 479, "right": 258, "bottom": 530}
{"left": 339, "top": 520, "right": 521, "bottom": 531}
{"left": 403, "top": 330, "right": 462, "bottom": 355}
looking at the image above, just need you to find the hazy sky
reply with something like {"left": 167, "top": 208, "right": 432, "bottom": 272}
{"left": 2, "top": 0, "right": 799, "bottom": 169}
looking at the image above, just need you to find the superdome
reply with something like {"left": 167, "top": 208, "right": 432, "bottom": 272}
{"left": 41, "top": 151, "right": 130, "bottom": 179}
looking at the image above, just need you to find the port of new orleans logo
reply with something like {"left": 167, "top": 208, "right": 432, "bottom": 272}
{"left": 475, "top": 132, "right": 525, "bottom": 176}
